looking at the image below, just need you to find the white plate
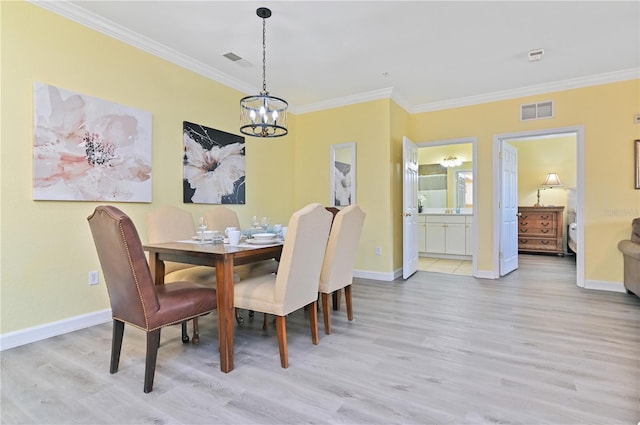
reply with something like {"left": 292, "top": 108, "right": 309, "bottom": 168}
{"left": 246, "top": 238, "right": 280, "bottom": 245}
{"left": 192, "top": 235, "right": 215, "bottom": 241}
{"left": 252, "top": 232, "right": 277, "bottom": 240}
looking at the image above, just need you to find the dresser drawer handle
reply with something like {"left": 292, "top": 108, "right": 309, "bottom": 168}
{"left": 541, "top": 229, "right": 550, "bottom": 233}
{"left": 541, "top": 222, "right": 550, "bottom": 227}
{"left": 520, "top": 239, "right": 528, "bottom": 244}
{"left": 541, "top": 215, "right": 550, "bottom": 219}
{"left": 521, "top": 221, "right": 528, "bottom": 226}
{"left": 541, "top": 240, "right": 550, "bottom": 245}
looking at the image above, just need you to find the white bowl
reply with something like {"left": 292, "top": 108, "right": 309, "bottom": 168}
{"left": 252, "top": 232, "right": 276, "bottom": 240}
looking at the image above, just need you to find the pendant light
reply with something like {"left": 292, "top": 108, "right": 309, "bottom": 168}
{"left": 239, "top": 7, "right": 288, "bottom": 138}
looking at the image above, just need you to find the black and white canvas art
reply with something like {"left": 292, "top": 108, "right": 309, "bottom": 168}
{"left": 183, "top": 121, "right": 245, "bottom": 204}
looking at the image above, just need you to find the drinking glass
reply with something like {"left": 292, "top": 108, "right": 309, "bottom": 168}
{"left": 261, "top": 216, "right": 270, "bottom": 231}
{"left": 252, "top": 215, "right": 260, "bottom": 229}
{"left": 198, "top": 216, "right": 208, "bottom": 242}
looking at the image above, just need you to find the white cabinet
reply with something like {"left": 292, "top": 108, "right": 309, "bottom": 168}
{"left": 420, "top": 214, "right": 472, "bottom": 258}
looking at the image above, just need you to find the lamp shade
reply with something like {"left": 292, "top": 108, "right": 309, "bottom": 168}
{"left": 541, "top": 173, "right": 563, "bottom": 187}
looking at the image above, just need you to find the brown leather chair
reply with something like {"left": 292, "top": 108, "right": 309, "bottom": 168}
{"left": 87, "top": 205, "right": 217, "bottom": 393}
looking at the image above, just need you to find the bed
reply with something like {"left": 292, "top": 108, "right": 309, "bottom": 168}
{"left": 568, "top": 222, "right": 577, "bottom": 254}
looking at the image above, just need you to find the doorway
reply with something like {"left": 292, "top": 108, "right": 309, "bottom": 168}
{"left": 494, "top": 126, "right": 584, "bottom": 286}
{"left": 416, "top": 137, "right": 477, "bottom": 276}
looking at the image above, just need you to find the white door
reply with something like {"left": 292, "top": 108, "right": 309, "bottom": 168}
{"left": 403, "top": 136, "right": 419, "bottom": 279}
{"left": 500, "top": 142, "right": 519, "bottom": 275}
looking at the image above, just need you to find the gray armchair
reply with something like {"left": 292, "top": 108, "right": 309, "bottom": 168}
{"left": 617, "top": 218, "right": 640, "bottom": 296}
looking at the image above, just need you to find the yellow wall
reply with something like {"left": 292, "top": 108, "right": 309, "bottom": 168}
{"left": 2, "top": 1, "right": 639, "bottom": 337}
{"left": 409, "top": 81, "right": 640, "bottom": 280}
{"left": 1, "top": 2, "right": 295, "bottom": 333}
{"left": 295, "top": 100, "right": 393, "bottom": 273}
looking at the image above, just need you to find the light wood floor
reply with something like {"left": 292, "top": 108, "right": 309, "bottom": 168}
{"left": 2, "top": 255, "right": 639, "bottom": 424}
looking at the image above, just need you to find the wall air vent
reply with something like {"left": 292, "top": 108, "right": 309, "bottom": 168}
{"left": 521, "top": 101, "right": 554, "bottom": 121}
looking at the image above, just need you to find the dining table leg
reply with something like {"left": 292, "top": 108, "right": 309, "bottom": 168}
{"left": 216, "top": 255, "right": 235, "bottom": 373}
{"left": 148, "top": 254, "right": 165, "bottom": 286}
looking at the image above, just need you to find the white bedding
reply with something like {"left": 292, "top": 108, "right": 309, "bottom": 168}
{"left": 568, "top": 222, "right": 577, "bottom": 253}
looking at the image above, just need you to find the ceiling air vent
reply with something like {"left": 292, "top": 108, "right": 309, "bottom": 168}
{"left": 521, "top": 101, "right": 554, "bottom": 121}
{"left": 222, "top": 52, "right": 242, "bottom": 62}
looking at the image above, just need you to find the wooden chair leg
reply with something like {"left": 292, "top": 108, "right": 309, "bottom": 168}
{"left": 309, "top": 301, "right": 319, "bottom": 345}
{"left": 275, "top": 316, "right": 289, "bottom": 368}
{"left": 345, "top": 285, "right": 354, "bottom": 321}
{"left": 321, "top": 292, "right": 331, "bottom": 335}
{"left": 110, "top": 319, "right": 124, "bottom": 374}
{"left": 262, "top": 313, "right": 269, "bottom": 331}
{"left": 192, "top": 318, "right": 200, "bottom": 344}
{"left": 332, "top": 290, "right": 341, "bottom": 310}
{"left": 181, "top": 321, "right": 189, "bottom": 343}
{"left": 144, "top": 329, "right": 161, "bottom": 393}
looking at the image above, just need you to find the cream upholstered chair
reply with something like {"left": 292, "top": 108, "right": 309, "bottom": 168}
{"left": 233, "top": 203, "right": 332, "bottom": 368}
{"left": 204, "top": 205, "right": 278, "bottom": 278}
{"left": 204, "top": 205, "right": 241, "bottom": 232}
{"left": 319, "top": 204, "right": 365, "bottom": 334}
{"left": 88, "top": 206, "right": 217, "bottom": 393}
{"left": 146, "top": 206, "right": 218, "bottom": 343}
{"left": 205, "top": 205, "right": 278, "bottom": 325}
{"left": 146, "top": 206, "right": 217, "bottom": 284}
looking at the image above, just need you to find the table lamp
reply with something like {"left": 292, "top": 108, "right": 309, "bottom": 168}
{"left": 534, "top": 173, "right": 564, "bottom": 206}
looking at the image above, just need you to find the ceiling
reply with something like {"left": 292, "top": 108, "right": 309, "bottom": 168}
{"left": 35, "top": 1, "right": 639, "bottom": 113}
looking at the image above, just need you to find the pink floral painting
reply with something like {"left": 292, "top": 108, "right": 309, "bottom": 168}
{"left": 33, "top": 82, "right": 152, "bottom": 202}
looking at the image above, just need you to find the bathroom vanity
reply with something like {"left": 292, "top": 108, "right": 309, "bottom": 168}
{"left": 418, "top": 213, "right": 473, "bottom": 258}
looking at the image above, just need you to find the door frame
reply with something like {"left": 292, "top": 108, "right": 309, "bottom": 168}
{"left": 417, "top": 137, "right": 478, "bottom": 276}
{"left": 493, "top": 126, "right": 585, "bottom": 287}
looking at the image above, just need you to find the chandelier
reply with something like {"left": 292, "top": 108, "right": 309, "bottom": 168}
{"left": 440, "top": 155, "right": 462, "bottom": 168}
{"left": 240, "top": 7, "right": 288, "bottom": 138}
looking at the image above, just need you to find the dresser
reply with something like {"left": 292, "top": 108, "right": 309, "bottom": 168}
{"left": 517, "top": 206, "right": 564, "bottom": 255}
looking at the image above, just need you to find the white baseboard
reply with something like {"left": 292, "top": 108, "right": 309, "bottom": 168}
{"left": 473, "top": 269, "right": 498, "bottom": 279}
{"left": 0, "top": 309, "right": 112, "bottom": 351}
{"left": 353, "top": 269, "right": 398, "bottom": 281}
{"left": 583, "top": 279, "right": 626, "bottom": 293}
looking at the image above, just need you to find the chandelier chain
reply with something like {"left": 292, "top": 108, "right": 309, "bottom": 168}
{"left": 262, "top": 16, "right": 267, "bottom": 93}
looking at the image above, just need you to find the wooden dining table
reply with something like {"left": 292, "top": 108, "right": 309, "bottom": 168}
{"left": 142, "top": 240, "right": 283, "bottom": 373}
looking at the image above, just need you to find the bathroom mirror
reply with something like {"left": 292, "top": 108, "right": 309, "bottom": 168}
{"left": 330, "top": 142, "right": 356, "bottom": 207}
{"left": 418, "top": 143, "right": 473, "bottom": 212}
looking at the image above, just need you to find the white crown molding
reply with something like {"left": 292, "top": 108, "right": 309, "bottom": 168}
{"left": 410, "top": 68, "right": 640, "bottom": 114}
{"left": 294, "top": 88, "right": 395, "bottom": 115}
{"left": 29, "top": 0, "right": 258, "bottom": 96}
{"left": 30, "top": 1, "right": 639, "bottom": 116}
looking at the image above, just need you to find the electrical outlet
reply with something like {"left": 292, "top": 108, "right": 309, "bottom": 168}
{"left": 375, "top": 246, "right": 382, "bottom": 256}
{"left": 89, "top": 271, "right": 99, "bottom": 285}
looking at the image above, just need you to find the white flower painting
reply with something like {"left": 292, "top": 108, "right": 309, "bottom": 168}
{"left": 33, "top": 82, "right": 152, "bottom": 202}
{"left": 183, "top": 122, "right": 245, "bottom": 204}
{"left": 334, "top": 162, "right": 352, "bottom": 206}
